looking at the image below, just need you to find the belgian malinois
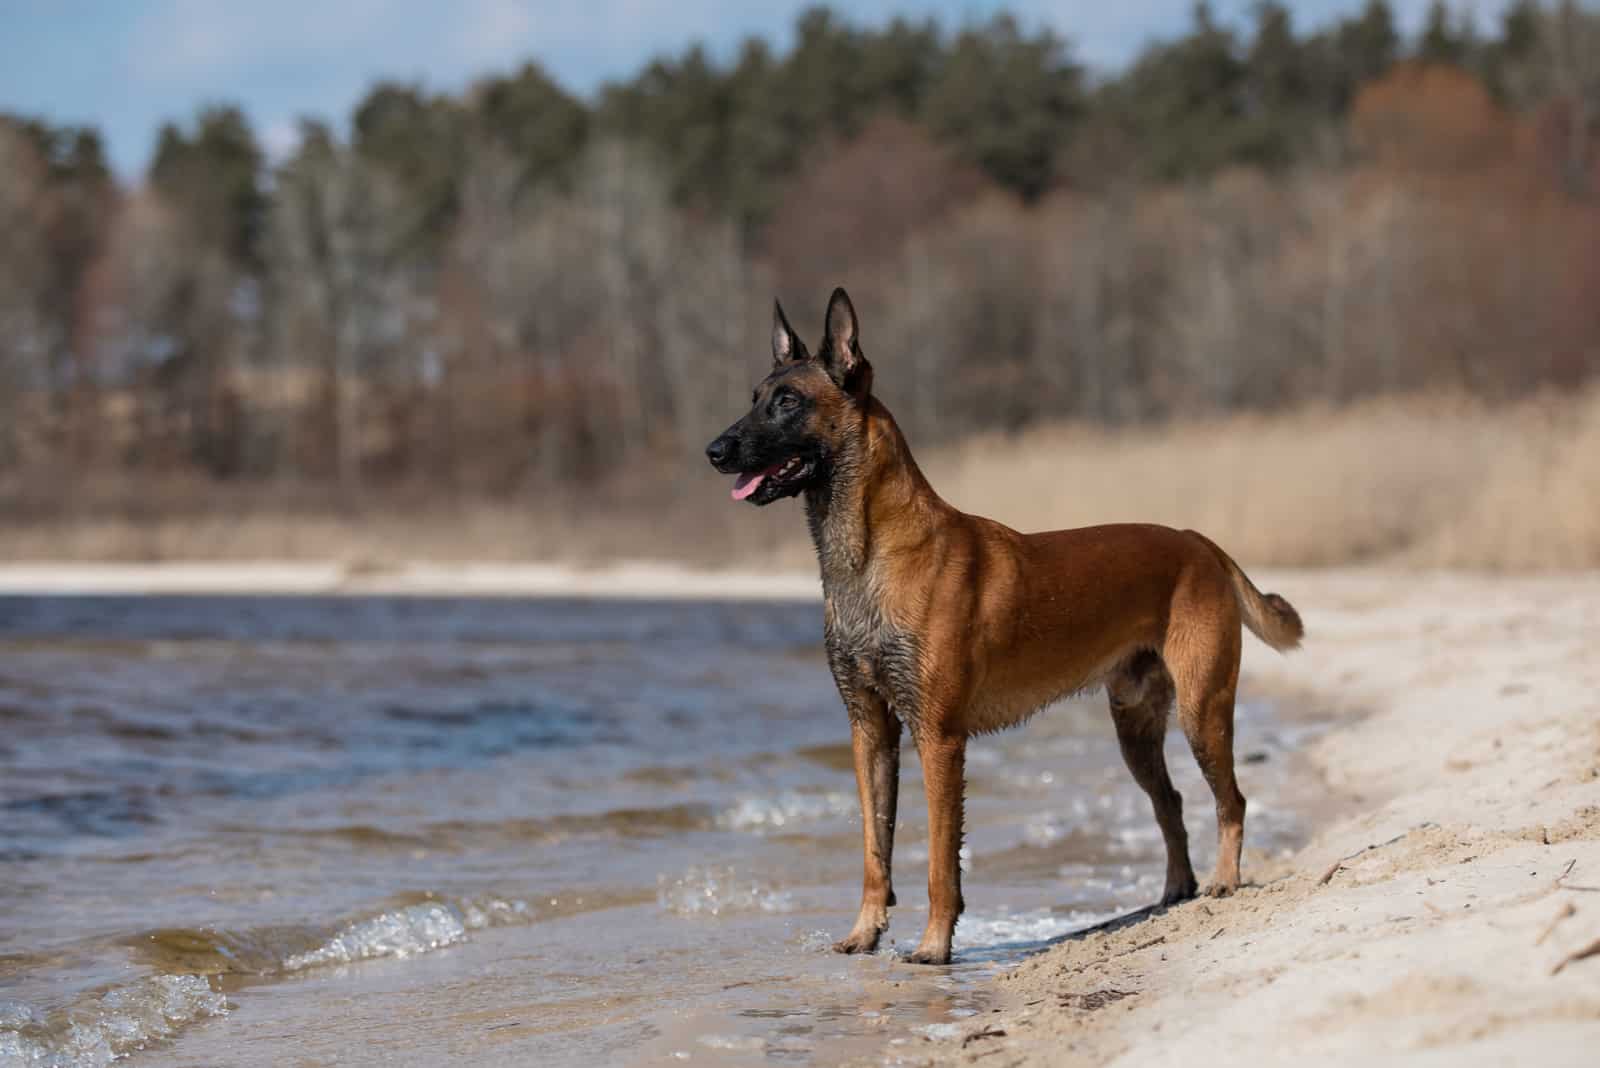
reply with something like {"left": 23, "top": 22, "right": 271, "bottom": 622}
{"left": 706, "top": 288, "right": 1303, "bottom": 965}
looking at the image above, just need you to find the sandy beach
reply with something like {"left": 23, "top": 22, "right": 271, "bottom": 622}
{"left": 889, "top": 570, "right": 1600, "bottom": 1067}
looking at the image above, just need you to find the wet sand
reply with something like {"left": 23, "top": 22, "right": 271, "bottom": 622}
{"left": 893, "top": 571, "right": 1600, "bottom": 1067}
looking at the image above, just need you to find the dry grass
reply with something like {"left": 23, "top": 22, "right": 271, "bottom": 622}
{"left": 910, "top": 389, "right": 1600, "bottom": 571}
{"left": 4, "top": 390, "right": 1597, "bottom": 571}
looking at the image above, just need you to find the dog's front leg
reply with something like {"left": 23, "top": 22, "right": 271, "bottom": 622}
{"left": 833, "top": 690, "right": 901, "bottom": 955}
{"left": 907, "top": 729, "right": 965, "bottom": 964}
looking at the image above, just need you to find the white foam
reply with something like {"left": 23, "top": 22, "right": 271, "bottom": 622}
{"left": 952, "top": 907, "right": 1110, "bottom": 950}
{"left": 0, "top": 896, "right": 541, "bottom": 1066}
{"left": 717, "top": 791, "right": 856, "bottom": 832}
{"left": 282, "top": 896, "right": 530, "bottom": 972}
{"left": 796, "top": 929, "right": 837, "bottom": 952}
{"left": 0, "top": 974, "right": 227, "bottom": 1068}
{"left": 284, "top": 903, "right": 465, "bottom": 971}
{"left": 0, "top": 1002, "right": 42, "bottom": 1032}
{"left": 657, "top": 867, "right": 794, "bottom": 917}
{"left": 459, "top": 896, "right": 533, "bottom": 929}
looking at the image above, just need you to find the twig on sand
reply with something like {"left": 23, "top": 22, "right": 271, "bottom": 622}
{"left": 1318, "top": 824, "right": 1433, "bottom": 886}
{"left": 1535, "top": 902, "right": 1577, "bottom": 946}
{"left": 1551, "top": 936, "right": 1600, "bottom": 976}
{"left": 1112, "top": 936, "right": 1165, "bottom": 959}
{"left": 1556, "top": 858, "right": 1600, "bottom": 892}
{"left": 962, "top": 1026, "right": 1008, "bottom": 1047}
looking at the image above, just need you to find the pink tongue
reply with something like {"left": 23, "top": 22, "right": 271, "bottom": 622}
{"left": 731, "top": 471, "right": 766, "bottom": 501}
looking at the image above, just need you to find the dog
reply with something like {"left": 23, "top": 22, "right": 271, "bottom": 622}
{"left": 705, "top": 288, "right": 1303, "bottom": 965}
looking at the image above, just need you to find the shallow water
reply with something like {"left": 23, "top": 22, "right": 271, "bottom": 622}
{"left": 0, "top": 595, "right": 1320, "bottom": 1066}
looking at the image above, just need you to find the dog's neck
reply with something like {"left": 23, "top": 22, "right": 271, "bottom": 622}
{"left": 804, "top": 397, "right": 942, "bottom": 581}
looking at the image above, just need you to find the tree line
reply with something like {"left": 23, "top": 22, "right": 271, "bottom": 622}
{"left": 1, "top": 0, "right": 1597, "bottom": 503}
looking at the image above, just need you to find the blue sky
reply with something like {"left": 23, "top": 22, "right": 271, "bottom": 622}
{"left": 0, "top": 1, "right": 1499, "bottom": 179}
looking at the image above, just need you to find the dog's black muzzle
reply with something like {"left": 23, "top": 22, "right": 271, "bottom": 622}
{"left": 705, "top": 429, "right": 740, "bottom": 473}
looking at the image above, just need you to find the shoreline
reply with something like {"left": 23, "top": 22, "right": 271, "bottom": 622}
{"left": 0, "top": 561, "right": 822, "bottom": 600}
{"left": 898, "top": 571, "right": 1600, "bottom": 1066}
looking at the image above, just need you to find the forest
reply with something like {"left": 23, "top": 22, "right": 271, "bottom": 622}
{"left": 1, "top": 1, "right": 1597, "bottom": 563}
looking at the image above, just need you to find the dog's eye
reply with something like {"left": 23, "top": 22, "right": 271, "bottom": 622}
{"left": 775, "top": 391, "right": 799, "bottom": 411}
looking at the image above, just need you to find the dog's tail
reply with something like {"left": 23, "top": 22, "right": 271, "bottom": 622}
{"left": 1187, "top": 531, "right": 1304, "bottom": 652}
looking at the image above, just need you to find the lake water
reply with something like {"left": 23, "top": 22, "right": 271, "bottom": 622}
{"left": 0, "top": 595, "right": 1319, "bottom": 1066}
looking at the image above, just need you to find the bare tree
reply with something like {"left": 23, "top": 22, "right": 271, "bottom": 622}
{"left": 0, "top": 124, "right": 57, "bottom": 466}
{"left": 268, "top": 135, "right": 422, "bottom": 489}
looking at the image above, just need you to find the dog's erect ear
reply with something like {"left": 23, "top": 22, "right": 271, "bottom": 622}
{"left": 821, "top": 287, "right": 871, "bottom": 394}
{"left": 772, "top": 299, "right": 807, "bottom": 366}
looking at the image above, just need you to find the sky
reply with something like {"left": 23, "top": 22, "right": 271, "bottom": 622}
{"left": 0, "top": 1, "right": 1504, "bottom": 180}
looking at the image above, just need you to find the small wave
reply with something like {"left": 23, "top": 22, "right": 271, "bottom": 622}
{"left": 657, "top": 867, "right": 794, "bottom": 917}
{"left": 280, "top": 895, "right": 533, "bottom": 973}
{"left": 716, "top": 791, "right": 856, "bottom": 832}
{"left": 283, "top": 896, "right": 531, "bottom": 972}
{"left": 284, "top": 902, "right": 473, "bottom": 971}
{"left": 424, "top": 803, "right": 717, "bottom": 846}
{"left": 289, "top": 824, "right": 434, "bottom": 850}
{"left": 0, "top": 974, "right": 227, "bottom": 1068}
{"left": 131, "top": 895, "right": 532, "bottom": 979}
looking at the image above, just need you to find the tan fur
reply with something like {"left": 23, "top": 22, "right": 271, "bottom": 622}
{"left": 820, "top": 396, "right": 1303, "bottom": 964}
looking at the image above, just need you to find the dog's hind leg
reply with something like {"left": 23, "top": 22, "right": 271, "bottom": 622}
{"left": 834, "top": 689, "right": 902, "bottom": 954}
{"left": 1107, "top": 651, "right": 1196, "bottom": 905}
{"left": 1166, "top": 619, "right": 1247, "bottom": 897}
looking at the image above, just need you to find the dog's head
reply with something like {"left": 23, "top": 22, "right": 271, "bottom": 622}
{"left": 705, "top": 287, "right": 874, "bottom": 505}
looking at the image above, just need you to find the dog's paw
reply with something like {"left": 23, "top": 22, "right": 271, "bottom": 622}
{"left": 832, "top": 930, "right": 882, "bottom": 955}
{"left": 1202, "top": 881, "right": 1237, "bottom": 899}
{"left": 903, "top": 946, "right": 952, "bottom": 966}
{"left": 1159, "top": 878, "right": 1199, "bottom": 907}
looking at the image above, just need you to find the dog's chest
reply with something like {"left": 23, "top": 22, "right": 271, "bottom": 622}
{"left": 821, "top": 568, "right": 922, "bottom": 723}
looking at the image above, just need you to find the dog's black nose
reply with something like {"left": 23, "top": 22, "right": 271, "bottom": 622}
{"left": 706, "top": 436, "right": 731, "bottom": 468}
